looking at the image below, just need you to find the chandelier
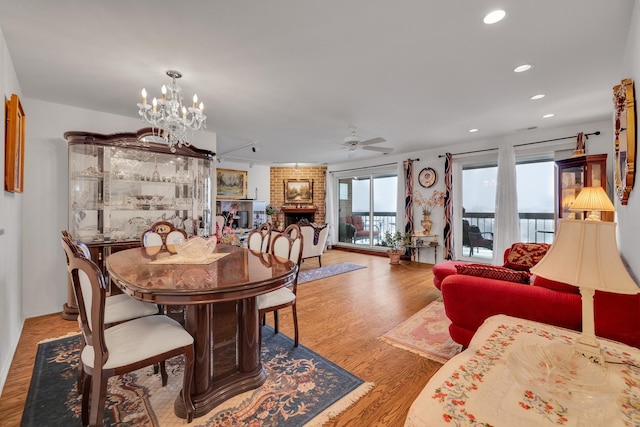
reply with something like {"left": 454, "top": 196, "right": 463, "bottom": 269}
{"left": 137, "top": 70, "right": 207, "bottom": 152}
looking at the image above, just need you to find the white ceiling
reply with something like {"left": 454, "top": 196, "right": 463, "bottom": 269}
{"left": 0, "top": 1, "right": 635, "bottom": 165}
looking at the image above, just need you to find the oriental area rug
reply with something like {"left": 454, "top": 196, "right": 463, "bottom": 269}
{"left": 22, "top": 327, "right": 373, "bottom": 427}
{"left": 380, "top": 299, "right": 463, "bottom": 364}
{"left": 297, "top": 262, "right": 366, "bottom": 285}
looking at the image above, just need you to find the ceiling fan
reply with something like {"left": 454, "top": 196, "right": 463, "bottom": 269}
{"left": 340, "top": 126, "right": 393, "bottom": 154}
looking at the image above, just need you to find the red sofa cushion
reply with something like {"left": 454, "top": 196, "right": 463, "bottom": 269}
{"left": 455, "top": 263, "right": 530, "bottom": 284}
{"left": 503, "top": 242, "right": 550, "bottom": 271}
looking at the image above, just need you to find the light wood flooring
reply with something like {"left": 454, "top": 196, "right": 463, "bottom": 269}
{"left": 0, "top": 249, "right": 443, "bottom": 426}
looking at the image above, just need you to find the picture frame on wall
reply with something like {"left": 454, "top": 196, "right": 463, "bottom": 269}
{"left": 216, "top": 168, "right": 247, "bottom": 199}
{"left": 5, "top": 93, "right": 25, "bottom": 193}
{"left": 284, "top": 179, "right": 313, "bottom": 203}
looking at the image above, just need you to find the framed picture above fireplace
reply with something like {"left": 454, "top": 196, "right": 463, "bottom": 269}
{"left": 284, "top": 179, "right": 313, "bottom": 203}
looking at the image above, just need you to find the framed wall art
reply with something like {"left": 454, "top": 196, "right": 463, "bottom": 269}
{"left": 216, "top": 168, "right": 247, "bottom": 199}
{"left": 5, "top": 93, "right": 25, "bottom": 193}
{"left": 613, "top": 78, "right": 637, "bottom": 205}
{"left": 284, "top": 179, "right": 313, "bottom": 203}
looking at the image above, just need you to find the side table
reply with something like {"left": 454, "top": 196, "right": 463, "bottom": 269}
{"left": 406, "top": 239, "right": 438, "bottom": 264}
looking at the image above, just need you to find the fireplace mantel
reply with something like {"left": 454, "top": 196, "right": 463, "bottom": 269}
{"left": 281, "top": 207, "right": 317, "bottom": 214}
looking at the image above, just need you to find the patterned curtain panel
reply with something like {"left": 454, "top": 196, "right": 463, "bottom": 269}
{"left": 443, "top": 153, "right": 454, "bottom": 260}
{"left": 403, "top": 159, "right": 414, "bottom": 235}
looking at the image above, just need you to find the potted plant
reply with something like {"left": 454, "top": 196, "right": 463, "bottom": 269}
{"left": 265, "top": 204, "right": 278, "bottom": 224}
{"left": 383, "top": 231, "right": 411, "bottom": 264}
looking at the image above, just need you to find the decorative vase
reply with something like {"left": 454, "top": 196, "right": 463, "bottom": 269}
{"left": 421, "top": 213, "right": 433, "bottom": 235}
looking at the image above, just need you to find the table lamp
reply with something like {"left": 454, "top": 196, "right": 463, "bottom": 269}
{"left": 569, "top": 186, "right": 615, "bottom": 221}
{"left": 531, "top": 187, "right": 639, "bottom": 365}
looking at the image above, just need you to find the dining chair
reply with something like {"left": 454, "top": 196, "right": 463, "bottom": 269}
{"left": 61, "top": 235, "right": 195, "bottom": 426}
{"left": 61, "top": 231, "right": 161, "bottom": 393}
{"left": 258, "top": 225, "right": 303, "bottom": 346}
{"left": 140, "top": 220, "right": 188, "bottom": 254}
{"left": 247, "top": 222, "right": 272, "bottom": 252}
{"left": 296, "top": 219, "right": 329, "bottom": 267}
{"left": 140, "top": 222, "right": 188, "bottom": 323}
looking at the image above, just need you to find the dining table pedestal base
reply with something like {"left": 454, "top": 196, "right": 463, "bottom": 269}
{"left": 174, "top": 297, "right": 266, "bottom": 419}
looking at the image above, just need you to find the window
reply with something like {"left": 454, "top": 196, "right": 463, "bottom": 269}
{"left": 461, "top": 159, "right": 554, "bottom": 259}
{"left": 336, "top": 171, "right": 397, "bottom": 248}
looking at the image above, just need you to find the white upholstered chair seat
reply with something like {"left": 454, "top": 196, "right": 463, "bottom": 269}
{"left": 258, "top": 287, "right": 295, "bottom": 310}
{"left": 81, "top": 315, "right": 193, "bottom": 370}
{"left": 104, "top": 294, "right": 159, "bottom": 324}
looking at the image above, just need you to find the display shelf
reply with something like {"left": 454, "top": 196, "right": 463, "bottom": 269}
{"left": 65, "top": 127, "right": 214, "bottom": 263}
{"left": 555, "top": 154, "right": 612, "bottom": 222}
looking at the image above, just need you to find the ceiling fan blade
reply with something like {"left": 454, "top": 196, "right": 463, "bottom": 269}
{"left": 362, "top": 146, "right": 394, "bottom": 153}
{"left": 359, "top": 137, "right": 386, "bottom": 146}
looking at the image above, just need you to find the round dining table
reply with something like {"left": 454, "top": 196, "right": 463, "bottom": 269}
{"left": 106, "top": 243, "right": 297, "bottom": 419}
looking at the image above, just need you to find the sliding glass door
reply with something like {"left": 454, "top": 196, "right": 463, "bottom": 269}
{"left": 337, "top": 170, "right": 397, "bottom": 249}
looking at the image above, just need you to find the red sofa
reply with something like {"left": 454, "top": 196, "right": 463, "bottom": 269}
{"left": 433, "top": 243, "right": 640, "bottom": 349}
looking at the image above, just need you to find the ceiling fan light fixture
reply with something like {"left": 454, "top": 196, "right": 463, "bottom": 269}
{"left": 469, "top": 128, "right": 479, "bottom": 133}
{"left": 531, "top": 94, "right": 546, "bottom": 100}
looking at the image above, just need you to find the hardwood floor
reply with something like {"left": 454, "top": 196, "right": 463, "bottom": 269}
{"left": 0, "top": 249, "right": 443, "bottom": 426}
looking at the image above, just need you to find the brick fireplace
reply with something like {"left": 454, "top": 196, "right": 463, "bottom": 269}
{"left": 270, "top": 166, "right": 327, "bottom": 230}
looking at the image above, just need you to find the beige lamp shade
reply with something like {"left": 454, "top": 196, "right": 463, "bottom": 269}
{"left": 531, "top": 220, "right": 638, "bottom": 294}
{"left": 569, "top": 186, "right": 615, "bottom": 213}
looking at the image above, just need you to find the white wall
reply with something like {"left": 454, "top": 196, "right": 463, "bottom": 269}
{"left": 617, "top": 0, "right": 640, "bottom": 281}
{"left": 0, "top": 25, "right": 24, "bottom": 395}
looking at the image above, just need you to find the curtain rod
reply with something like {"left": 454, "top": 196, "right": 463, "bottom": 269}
{"left": 437, "top": 131, "right": 601, "bottom": 158}
{"left": 329, "top": 158, "right": 419, "bottom": 174}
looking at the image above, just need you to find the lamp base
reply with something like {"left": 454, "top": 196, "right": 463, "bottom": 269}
{"left": 574, "top": 337, "right": 605, "bottom": 366}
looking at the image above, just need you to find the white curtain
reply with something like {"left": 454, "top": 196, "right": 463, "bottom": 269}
{"left": 325, "top": 171, "right": 336, "bottom": 246}
{"left": 492, "top": 144, "right": 520, "bottom": 264}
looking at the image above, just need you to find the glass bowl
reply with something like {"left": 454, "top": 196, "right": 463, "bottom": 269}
{"left": 507, "top": 343, "right": 615, "bottom": 410}
{"left": 174, "top": 236, "right": 217, "bottom": 259}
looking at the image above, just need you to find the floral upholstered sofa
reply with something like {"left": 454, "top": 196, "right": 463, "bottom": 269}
{"left": 433, "top": 242, "right": 640, "bottom": 349}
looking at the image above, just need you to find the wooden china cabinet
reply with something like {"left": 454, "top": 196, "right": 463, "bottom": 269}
{"left": 62, "top": 128, "right": 215, "bottom": 319}
{"left": 555, "top": 154, "right": 613, "bottom": 222}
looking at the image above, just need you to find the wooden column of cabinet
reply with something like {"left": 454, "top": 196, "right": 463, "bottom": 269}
{"left": 555, "top": 154, "right": 613, "bottom": 222}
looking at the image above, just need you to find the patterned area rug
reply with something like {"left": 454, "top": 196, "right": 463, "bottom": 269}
{"left": 22, "top": 327, "right": 373, "bottom": 427}
{"left": 298, "top": 262, "right": 366, "bottom": 284}
{"left": 380, "top": 299, "right": 463, "bottom": 364}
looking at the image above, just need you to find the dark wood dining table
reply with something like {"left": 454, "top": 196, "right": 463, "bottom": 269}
{"left": 105, "top": 243, "right": 297, "bottom": 419}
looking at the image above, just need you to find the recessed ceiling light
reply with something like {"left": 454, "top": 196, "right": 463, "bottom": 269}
{"left": 484, "top": 10, "right": 506, "bottom": 24}
{"left": 542, "top": 113, "right": 555, "bottom": 119}
{"left": 514, "top": 64, "right": 533, "bottom": 73}
{"left": 530, "top": 94, "right": 545, "bottom": 100}
{"left": 469, "top": 128, "right": 479, "bottom": 133}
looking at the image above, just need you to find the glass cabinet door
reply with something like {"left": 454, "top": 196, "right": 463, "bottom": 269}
{"left": 67, "top": 129, "right": 214, "bottom": 244}
{"left": 555, "top": 154, "right": 610, "bottom": 222}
